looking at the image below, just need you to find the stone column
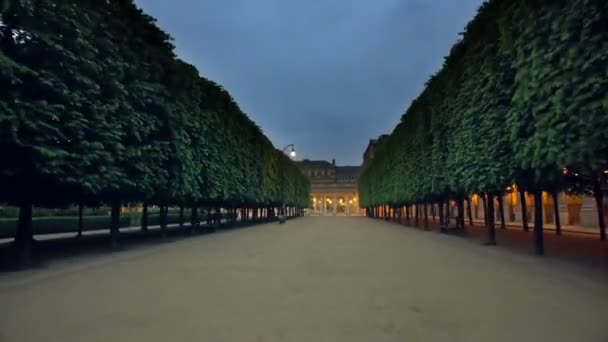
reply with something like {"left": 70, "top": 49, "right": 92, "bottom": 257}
{"left": 333, "top": 195, "right": 337, "bottom": 215}
{"left": 346, "top": 195, "right": 350, "bottom": 216}
{"left": 322, "top": 196, "right": 326, "bottom": 215}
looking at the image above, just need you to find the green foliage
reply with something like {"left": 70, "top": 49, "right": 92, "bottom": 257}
{"left": 359, "top": 0, "right": 608, "bottom": 207}
{"left": 0, "top": 1, "right": 309, "bottom": 215}
{"left": 0, "top": 215, "right": 132, "bottom": 239}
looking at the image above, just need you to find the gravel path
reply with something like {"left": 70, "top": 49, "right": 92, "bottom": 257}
{"left": 1, "top": 216, "right": 606, "bottom": 342}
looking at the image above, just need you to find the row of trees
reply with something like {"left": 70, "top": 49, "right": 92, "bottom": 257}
{"left": 358, "top": 0, "right": 608, "bottom": 254}
{"left": 0, "top": 0, "right": 309, "bottom": 265}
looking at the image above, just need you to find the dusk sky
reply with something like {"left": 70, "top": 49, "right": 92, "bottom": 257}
{"left": 135, "top": 0, "right": 484, "bottom": 165}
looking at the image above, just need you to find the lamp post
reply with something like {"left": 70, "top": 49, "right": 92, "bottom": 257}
{"left": 282, "top": 144, "right": 296, "bottom": 158}
{"left": 279, "top": 144, "right": 296, "bottom": 223}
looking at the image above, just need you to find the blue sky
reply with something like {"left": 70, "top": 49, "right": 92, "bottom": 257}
{"left": 135, "top": 0, "right": 484, "bottom": 165}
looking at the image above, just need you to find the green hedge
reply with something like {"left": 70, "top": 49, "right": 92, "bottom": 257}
{"left": 0, "top": 206, "right": 185, "bottom": 219}
{"left": 0, "top": 214, "right": 185, "bottom": 239}
{"left": 0, "top": 206, "right": 112, "bottom": 219}
{"left": 0, "top": 216, "right": 129, "bottom": 239}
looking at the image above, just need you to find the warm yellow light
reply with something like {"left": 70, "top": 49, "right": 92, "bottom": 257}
{"left": 472, "top": 194, "right": 479, "bottom": 206}
{"left": 349, "top": 200, "right": 353, "bottom": 204}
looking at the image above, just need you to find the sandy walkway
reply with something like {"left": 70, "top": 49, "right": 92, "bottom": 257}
{"left": 1, "top": 217, "right": 606, "bottom": 342}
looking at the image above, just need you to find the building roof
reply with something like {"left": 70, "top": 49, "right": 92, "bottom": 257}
{"left": 336, "top": 166, "right": 360, "bottom": 178}
{"left": 298, "top": 159, "right": 332, "bottom": 166}
{"left": 363, "top": 134, "right": 390, "bottom": 162}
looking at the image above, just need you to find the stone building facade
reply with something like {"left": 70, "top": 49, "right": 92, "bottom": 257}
{"left": 464, "top": 189, "right": 606, "bottom": 231}
{"left": 297, "top": 159, "right": 361, "bottom": 215}
{"left": 362, "top": 134, "right": 389, "bottom": 167}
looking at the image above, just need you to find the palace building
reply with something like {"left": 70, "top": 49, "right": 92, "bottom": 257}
{"left": 297, "top": 159, "right": 361, "bottom": 215}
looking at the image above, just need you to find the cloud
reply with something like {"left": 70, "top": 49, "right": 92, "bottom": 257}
{"left": 136, "top": 0, "right": 483, "bottom": 164}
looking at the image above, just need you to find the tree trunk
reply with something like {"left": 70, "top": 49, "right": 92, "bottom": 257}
{"left": 457, "top": 197, "right": 465, "bottom": 230}
{"left": 160, "top": 206, "right": 168, "bottom": 238}
{"left": 77, "top": 203, "right": 84, "bottom": 238}
{"left": 466, "top": 197, "right": 473, "bottom": 227}
{"left": 424, "top": 202, "right": 429, "bottom": 230}
{"left": 448, "top": 199, "right": 452, "bottom": 225}
{"left": 552, "top": 191, "right": 561, "bottom": 236}
{"left": 110, "top": 203, "right": 120, "bottom": 249}
{"left": 410, "top": 205, "right": 414, "bottom": 224}
{"left": 438, "top": 201, "right": 444, "bottom": 226}
{"left": 593, "top": 176, "right": 606, "bottom": 241}
{"left": 191, "top": 206, "right": 199, "bottom": 232}
{"left": 497, "top": 195, "right": 506, "bottom": 229}
{"left": 15, "top": 202, "right": 34, "bottom": 269}
{"left": 481, "top": 194, "right": 488, "bottom": 227}
{"left": 179, "top": 206, "right": 185, "bottom": 230}
{"left": 533, "top": 191, "right": 545, "bottom": 255}
{"left": 213, "top": 207, "right": 221, "bottom": 230}
{"left": 414, "top": 204, "right": 419, "bottom": 227}
{"left": 141, "top": 203, "right": 148, "bottom": 231}
{"left": 205, "top": 207, "right": 212, "bottom": 227}
{"left": 486, "top": 193, "right": 497, "bottom": 245}
{"left": 520, "top": 191, "right": 529, "bottom": 232}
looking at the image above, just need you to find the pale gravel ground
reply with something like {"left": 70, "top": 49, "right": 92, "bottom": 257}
{"left": 1, "top": 216, "right": 607, "bottom": 342}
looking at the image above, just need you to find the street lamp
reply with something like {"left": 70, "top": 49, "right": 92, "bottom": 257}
{"left": 279, "top": 144, "right": 297, "bottom": 223}
{"left": 282, "top": 144, "right": 296, "bottom": 159}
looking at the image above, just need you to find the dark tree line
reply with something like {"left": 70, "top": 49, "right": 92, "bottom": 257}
{"left": 0, "top": 0, "right": 309, "bottom": 266}
{"left": 358, "top": 0, "right": 608, "bottom": 254}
